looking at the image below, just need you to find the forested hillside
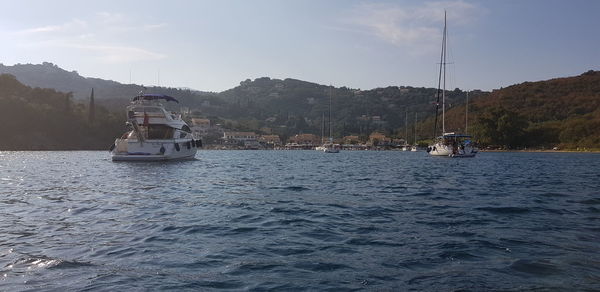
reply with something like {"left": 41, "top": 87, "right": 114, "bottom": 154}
{"left": 0, "top": 63, "right": 473, "bottom": 140}
{"left": 215, "top": 77, "right": 474, "bottom": 139}
{"left": 0, "top": 74, "right": 124, "bottom": 150}
{"left": 0, "top": 62, "right": 219, "bottom": 111}
{"left": 430, "top": 70, "right": 600, "bottom": 149}
{"left": 2, "top": 62, "right": 598, "bottom": 150}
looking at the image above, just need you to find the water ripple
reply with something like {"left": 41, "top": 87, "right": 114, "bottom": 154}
{"left": 0, "top": 150, "right": 599, "bottom": 290}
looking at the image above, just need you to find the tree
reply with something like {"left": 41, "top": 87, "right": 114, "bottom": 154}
{"left": 473, "top": 107, "right": 528, "bottom": 149}
{"left": 88, "top": 88, "right": 95, "bottom": 124}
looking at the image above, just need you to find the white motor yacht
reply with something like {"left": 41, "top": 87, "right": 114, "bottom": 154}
{"left": 110, "top": 94, "right": 200, "bottom": 161}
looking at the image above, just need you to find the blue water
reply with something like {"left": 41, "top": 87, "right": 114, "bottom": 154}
{"left": 1, "top": 150, "right": 599, "bottom": 291}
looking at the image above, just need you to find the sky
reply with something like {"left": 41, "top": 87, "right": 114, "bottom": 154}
{"left": 0, "top": 0, "right": 598, "bottom": 92}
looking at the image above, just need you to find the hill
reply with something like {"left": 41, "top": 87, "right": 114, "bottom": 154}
{"left": 0, "top": 63, "right": 474, "bottom": 141}
{"left": 0, "top": 74, "right": 123, "bottom": 150}
{"left": 1, "top": 62, "right": 598, "bottom": 150}
{"left": 0, "top": 62, "right": 218, "bottom": 111}
{"left": 431, "top": 70, "right": 600, "bottom": 149}
{"left": 215, "top": 77, "right": 474, "bottom": 140}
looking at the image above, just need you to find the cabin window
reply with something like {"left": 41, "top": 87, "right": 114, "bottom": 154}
{"left": 147, "top": 125, "right": 174, "bottom": 139}
{"left": 181, "top": 125, "right": 191, "bottom": 133}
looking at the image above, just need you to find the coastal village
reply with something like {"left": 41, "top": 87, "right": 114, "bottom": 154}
{"left": 189, "top": 118, "right": 410, "bottom": 150}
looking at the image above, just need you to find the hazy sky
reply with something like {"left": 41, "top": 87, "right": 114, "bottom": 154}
{"left": 1, "top": 0, "right": 598, "bottom": 92}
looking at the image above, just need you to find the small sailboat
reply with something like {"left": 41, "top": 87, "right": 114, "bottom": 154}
{"left": 402, "top": 108, "right": 409, "bottom": 151}
{"left": 427, "top": 11, "right": 476, "bottom": 158}
{"left": 315, "top": 112, "right": 327, "bottom": 151}
{"left": 411, "top": 112, "right": 418, "bottom": 152}
{"left": 318, "top": 87, "right": 340, "bottom": 153}
{"left": 110, "top": 93, "right": 200, "bottom": 161}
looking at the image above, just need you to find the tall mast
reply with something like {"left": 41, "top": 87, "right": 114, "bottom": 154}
{"left": 442, "top": 10, "right": 447, "bottom": 134}
{"left": 405, "top": 108, "right": 408, "bottom": 144}
{"left": 432, "top": 10, "right": 447, "bottom": 139}
{"left": 414, "top": 112, "right": 417, "bottom": 144}
{"left": 465, "top": 91, "right": 469, "bottom": 134}
{"left": 321, "top": 112, "right": 325, "bottom": 144}
{"left": 329, "top": 86, "right": 333, "bottom": 143}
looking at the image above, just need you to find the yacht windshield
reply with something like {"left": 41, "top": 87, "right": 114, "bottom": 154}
{"left": 147, "top": 125, "right": 174, "bottom": 139}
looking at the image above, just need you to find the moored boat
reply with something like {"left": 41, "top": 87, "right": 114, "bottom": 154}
{"left": 428, "top": 133, "right": 476, "bottom": 157}
{"left": 427, "top": 11, "right": 477, "bottom": 158}
{"left": 317, "top": 86, "right": 340, "bottom": 153}
{"left": 110, "top": 94, "right": 200, "bottom": 161}
{"left": 320, "top": 143, "right": 341, "bottom": 153}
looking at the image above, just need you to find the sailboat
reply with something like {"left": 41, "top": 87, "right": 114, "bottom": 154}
{"left": 427, "top": 11, "right": 477, "bottom": 158}
{"left": 402, "top": 108, "right": 409, "bottom": 151}
{"left": 314, "top": 112, "right": 327, "bottom": 151}
{"left": 318, "top": 86, "right": 340, "bottom": 153}
{"left": 411, "top": 112, "right": 418, "bottom": 151}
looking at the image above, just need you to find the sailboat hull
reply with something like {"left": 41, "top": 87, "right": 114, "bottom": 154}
{"left": 428, "top": 142, "right": 477, "bottom": 157}
{"left": 429, "top": 143, "right": 453, "bottom": 156}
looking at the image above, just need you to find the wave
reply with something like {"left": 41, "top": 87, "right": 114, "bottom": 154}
{"left": 477, "top": 206, "right": 531, "bottom": 214}
{"left": 7, "top": 255, "right": 94, "bottom": 271}
{"left": 508, "top": 259, "right": 562, "bottom": 276}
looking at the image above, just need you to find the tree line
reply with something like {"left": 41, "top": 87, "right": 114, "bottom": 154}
{"left": 0, "top": 74, "right": 125, "bottom": 150}
{"left": 436, "top": 70, "right": 600, "bottom": 150}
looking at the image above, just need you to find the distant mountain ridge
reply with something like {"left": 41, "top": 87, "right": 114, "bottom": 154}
{"left": 1, "top": 62, "right": 598, "bottom": 149}
{"left": 0, "top": 62, "right": 125, "bottom": 99}
{"left": 0, "top": 62, "right": 217, "bottom": 110}
{"left": 0, "top": 62, "right": 474, "bottom": 139}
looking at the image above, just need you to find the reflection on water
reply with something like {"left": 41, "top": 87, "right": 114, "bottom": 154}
{"left": 1, "top": 150, "right": 600, "bottom": 290}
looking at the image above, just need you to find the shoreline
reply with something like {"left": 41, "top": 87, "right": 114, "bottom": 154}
{"left": 2, "top": 148, "right": 599, "bottom": 153}
{"left": 481, "top": 149, "right": 600, "bottom": 153}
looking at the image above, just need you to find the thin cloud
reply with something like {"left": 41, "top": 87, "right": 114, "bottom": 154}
{"left": 143, "top": 23, "right": 168, "bottom": 30}
{"left": 95, "top": 12, "right": 167, "bottom": 32}
{"left": 96, "top": 12, "right": 127, "bottom": 25}
{"left": 16, "top": 19, "right": 87, "bottom": 35}
{"left": 344, "top": 1, "right": 481, "bottom": 54}
{"left": 65, "top": 44, "right": 167, "bottom": 63}
{"left": 19, "top": 25, "right": 63, "bottom": 34}
{"left": 12, "top": 14, "right": 168, "bottom": 63}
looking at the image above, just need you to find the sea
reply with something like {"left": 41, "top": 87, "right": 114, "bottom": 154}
{"left": 1, "top": 150, "right": 599, "bottom": 291}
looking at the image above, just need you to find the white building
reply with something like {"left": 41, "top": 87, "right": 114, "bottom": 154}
{"left": 190, "top": 118, "right": 211, "bottom": 138}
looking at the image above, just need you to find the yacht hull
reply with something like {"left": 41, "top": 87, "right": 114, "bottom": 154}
{"left": 112, "top": 153, "right": 196, "bottom": 161}
{"left": 111, "top": 138, "right": 197, "bottom": 161}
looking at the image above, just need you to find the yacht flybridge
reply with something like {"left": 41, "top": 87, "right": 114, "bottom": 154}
{"left": 110, "top": 94, "right": 200, "bottom": 161}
